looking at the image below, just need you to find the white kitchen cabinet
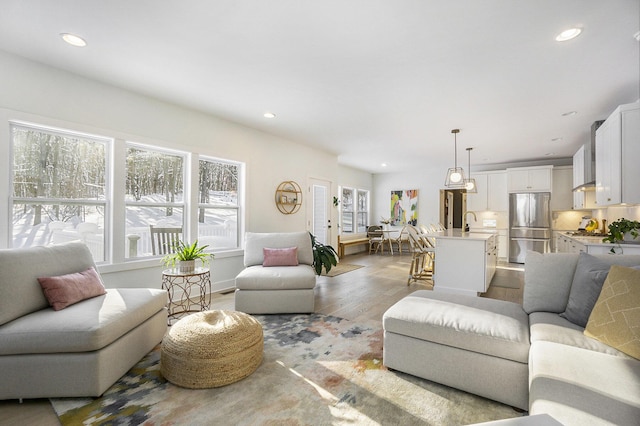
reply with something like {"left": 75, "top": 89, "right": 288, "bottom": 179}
{"left": 573, "top": 189, "right": 596, "bottom": 210}
{"left": 587, "top": 244, "right": 640, "bottom": 255}
{"left": 507, "top": 166, "right": 552, "bottom": 192}
{"left": 496, "top": 229, "right": 508, "bottom": 259}
{"left": 551, "top": 166, "right": 573, "bottom": 211}
{"left": 595, "top": 102, "right": 640, "bottom": 206}
{"left": 572, "top": 146, "right": 597, "bottom": 210}
{"left": 466, "top": 171, "right": 507, "bottom": 212}
{"left": 466, "top": 173, "right": 488, "bottom": 212}
{"left": 556, "top": 234, "right": 586, "bottom": 254}
{"left": 573, "top": 145, "right": 585, "bottom": 187}
{"left": 488, "top": 171, "right": 508, "bottom": 211}
{"left": 553, "top": 232, "right": 562, "bottom": 252}
{"left": 433, "top": 231, "right": 497, "bottom": 296}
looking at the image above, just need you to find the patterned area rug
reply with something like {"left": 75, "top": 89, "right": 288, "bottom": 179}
{"left": 321, "top": 263, "right": 365, "bottom": 277}
{"left": 51, "top": 314, "right": 521, "bottom": 425}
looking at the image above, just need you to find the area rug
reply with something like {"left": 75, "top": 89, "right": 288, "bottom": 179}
{"left": 321, "top": 263, "right": 364, "bottom": 277}
{"left": 51, "top": 314, "right": 521, "bottom": 425}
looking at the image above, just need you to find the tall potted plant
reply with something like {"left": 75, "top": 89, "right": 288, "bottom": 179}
{"left": 309, "top": 232, "right": 338, "bottom": 275}
{"left": 162, "top": 240, "right": 213, "bottom": 273}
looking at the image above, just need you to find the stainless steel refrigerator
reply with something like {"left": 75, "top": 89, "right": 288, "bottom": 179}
{"left": 509, "top": 192, "right": 551, "bottom": 263}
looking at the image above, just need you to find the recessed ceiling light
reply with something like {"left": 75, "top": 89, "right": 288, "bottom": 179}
{"left": 562, "top": 111, "right": 577, "bottom": 117}
{"left": 381, "top": 163, "right": 388, "bottom": 167}
{"left": 263, "top": 112, "right": 276, "bottom": 119}
{"left": 555, "top": 28, "right": 582, "bottom": 42}
{"left": 60, "top": 33, "right": 87, "bottom": 47}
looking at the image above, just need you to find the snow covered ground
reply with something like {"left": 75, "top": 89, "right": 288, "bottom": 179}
{"left": 12, "top": 192, "right": 237, "bottom": 262}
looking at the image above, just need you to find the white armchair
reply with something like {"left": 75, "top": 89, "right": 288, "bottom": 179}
{"left": 234, "top": 231, "right": 316, "bottom": 314}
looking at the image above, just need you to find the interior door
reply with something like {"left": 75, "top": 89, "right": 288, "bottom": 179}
{"left": 309, "top": 178, "right": 331, "bottom": 245}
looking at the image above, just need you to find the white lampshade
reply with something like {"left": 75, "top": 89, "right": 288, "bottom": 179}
{"left": 444, "top": 167, "right": 466, "bottom": 188}
{"left": 464, "top": 147, "right": 478, "bottom": 193}
{"left": 444, "top": 129, "right": 466, "bottom": 188}
{"left": 465, "top": 178, "right": 477, "bottom": 193}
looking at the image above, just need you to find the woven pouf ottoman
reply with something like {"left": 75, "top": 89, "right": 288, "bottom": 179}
{"left": 160, "top": 310, "right": 263, "bottom": 389}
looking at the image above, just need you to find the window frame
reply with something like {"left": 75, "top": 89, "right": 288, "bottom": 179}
{"left": 197, "top": 155, "right": 243, "bottom": 251}
{"left": 124, "top": 141, "right": 188, "bottom": 260}
{"left": 339, "top": 186, "right": 369, "bottom": 234}
{"left": 356, "top": 189, "right": 370, "bottom": 233}
{"left": 5, "top": 116, "right": 246, "bottom": 266}
{"left": 9, "top": 121, "right": 112, "bottom": 262}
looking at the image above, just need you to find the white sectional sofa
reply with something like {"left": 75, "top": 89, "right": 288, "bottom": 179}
{"left": 383, "top": 251, "right": 640, "bottom": 425}
{"left": 235, "top": 231, "right": 316, "bottom": 314}
{"left": 0, "top": 241, "right": 167, "bottom": 400}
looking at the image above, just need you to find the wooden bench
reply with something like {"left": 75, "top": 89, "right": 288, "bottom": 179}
{"left": 337, "top": 235, "right": 370, "bottom": 258}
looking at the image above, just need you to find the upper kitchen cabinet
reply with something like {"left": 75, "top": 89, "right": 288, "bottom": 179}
{"left": 572, "top": 146, "right": 597, "bottom": 210}
{"left": 466, "top": 171, "right": 507, "bottom": 211}
{"left": 507, "top": 166, "right": 552, "bottom": 192}
{"left": 595, "top": 102, "right": 640, "bottom": 206}
{"left": 551, "top": 166, "right": 573, "bottom": 211}
{"left": 488, "top": 171, "right": 508, "bottom": 211}
{"left": 466, "top": 173, "right": 487, "bottom": 212}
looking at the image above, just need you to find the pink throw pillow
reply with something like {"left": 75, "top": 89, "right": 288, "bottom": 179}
{"left": 38, "top": 267, "right": 107, "bottom": 311}
{"left": 263, "top": 247, "right": 299, "bottom": 267}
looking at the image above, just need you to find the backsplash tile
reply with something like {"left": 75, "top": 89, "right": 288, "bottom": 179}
{"left": 552, "top": 210, "right": 586, "bottom": 231}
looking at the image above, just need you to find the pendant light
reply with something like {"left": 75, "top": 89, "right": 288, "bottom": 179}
{"left": 444, "top": 129, "right": 466, "bottom": 188}
{"left": 464, "top": 147, "right": 478, "bottom": 193}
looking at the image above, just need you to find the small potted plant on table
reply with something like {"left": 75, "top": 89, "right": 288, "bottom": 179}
{"left": 162, "top": 240, "right": 213, "bottom": 273}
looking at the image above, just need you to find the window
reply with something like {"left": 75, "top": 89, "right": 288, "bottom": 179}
{"left": 341, "top": 187, "right": 354, "bottom": 233}
{"left": 125, "top": 144, "right": 185, "bottom": 258}
{"left": 356, "top": 189, "right": 369, "bottom": 233}
{"left": 197, "top": 157, "right": 241, "bottom": 250}
{"left": 340, "top": 187, "right": 369, "bottom": 233}
{"left": 10, "top": 123, "right": 109, "bottom": 261}
{"left": 8, "top": 120, "right": 244, "bottom": 264}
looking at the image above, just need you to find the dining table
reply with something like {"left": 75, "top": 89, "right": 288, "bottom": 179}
{"left": 380, "top": 228, "right": 400, "bottom": 255}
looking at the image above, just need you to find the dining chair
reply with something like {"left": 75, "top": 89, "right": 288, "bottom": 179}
{"left": 406, "top": 225, "right": 435, "bottom": 285}
{"left": 433, "top": 223, "right": 446, "bottom": 231}
{"left": 367, "top": 225, "right": 384, "bottom": 254}
{"left": 393, "top": 225, "right": 410, "bottom": 254}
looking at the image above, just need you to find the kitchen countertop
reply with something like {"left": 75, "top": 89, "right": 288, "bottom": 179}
{"left": 428, "top": 229, "right": 497, "bottom": 241}
{"left": 558, "top": 231, "right": 640, "bottom": 247}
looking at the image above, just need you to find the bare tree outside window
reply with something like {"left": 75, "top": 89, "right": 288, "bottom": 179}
{"left": 11, "top": 124, "right": 108, "bottom": 261}
{"left": 198, "top": 158, "right": 240, "bottom": 250}
{"left": 125, "top": 145, "right": 185, "bottom": 258}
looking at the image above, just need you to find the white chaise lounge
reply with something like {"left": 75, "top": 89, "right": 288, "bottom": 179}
{"left": 0, "top": 241, "right": 167, "bottom": 400}
{"left": 383, "top": 251, "right": 640, "bottom": 424}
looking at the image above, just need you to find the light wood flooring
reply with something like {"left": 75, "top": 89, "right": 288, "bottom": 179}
{"left": 0, "top": 251, "right": 524, "bottom": 426}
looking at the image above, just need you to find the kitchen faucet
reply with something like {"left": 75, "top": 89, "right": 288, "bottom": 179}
{"left": 463, "top": 211, "right": 477, "bottom": 232}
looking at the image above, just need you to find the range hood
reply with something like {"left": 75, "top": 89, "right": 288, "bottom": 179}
{"left": 573, "top": 182, "right": 596, "bottom": 192}
{"left": 572, "top": 120, "right": 604, "bottom": 192}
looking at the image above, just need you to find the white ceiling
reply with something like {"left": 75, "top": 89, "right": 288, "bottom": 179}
{"left": 0, "top": 1, "right": 638, "bottom": 173}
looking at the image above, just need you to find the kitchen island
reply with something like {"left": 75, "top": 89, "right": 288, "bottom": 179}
{"left": 428, "top": 229, "right": 498, "bottom": 296}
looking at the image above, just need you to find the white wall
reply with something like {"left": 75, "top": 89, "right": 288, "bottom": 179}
{"left": 0, "top": 50, "right": 372, "bottom": 292}
{"left": 373, "top": 167, "right": 448, "bottom": 229}
{"left": 338, "top": 165, "right": 374, "bottom": 191}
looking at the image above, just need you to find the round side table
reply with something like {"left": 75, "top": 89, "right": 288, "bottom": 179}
{"left": 161, "top": 267, "right": 211, "bottom": 323}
